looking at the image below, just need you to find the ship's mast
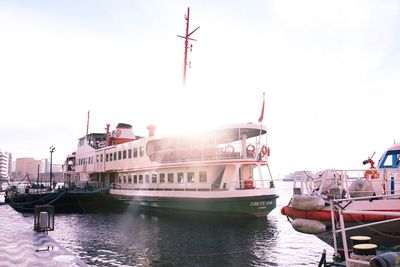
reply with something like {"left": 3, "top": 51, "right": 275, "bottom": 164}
{"left": 177, "top": 7, "right": 200, "bottom": 86}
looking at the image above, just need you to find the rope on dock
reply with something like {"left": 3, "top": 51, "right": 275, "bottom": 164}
{"left": 348, "top": 213, "right": 400, "bottom": 239}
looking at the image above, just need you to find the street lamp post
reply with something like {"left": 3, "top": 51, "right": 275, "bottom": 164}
{"left": 49, "top": 146, "right": 55, "bottom": 190}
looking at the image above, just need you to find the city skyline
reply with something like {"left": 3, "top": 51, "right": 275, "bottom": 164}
{"left": 0, "top": 150, "right": 63, "bottom": 179}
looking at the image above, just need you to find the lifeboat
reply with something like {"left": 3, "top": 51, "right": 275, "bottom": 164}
{"left": 281, "top": 205, "right": 400, "bottom": 223}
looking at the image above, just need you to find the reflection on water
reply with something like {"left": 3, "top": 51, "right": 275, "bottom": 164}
{"left": 23, "top": 181, "right": 334, "bottom": 266}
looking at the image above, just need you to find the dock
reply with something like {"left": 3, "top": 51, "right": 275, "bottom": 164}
{"left": 0, "top": 204, "right": 87, "bottom": 266}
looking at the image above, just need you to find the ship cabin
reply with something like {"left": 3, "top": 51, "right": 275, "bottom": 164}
{"left": 65, "top": 123, "right": 273, "bottom": 192}
{"left": 378, "top": 143, "right": 400, "bottom": 169}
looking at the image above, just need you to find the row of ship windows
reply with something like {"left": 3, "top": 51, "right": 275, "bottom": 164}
{"left": 76, "top": 146, "right": 145, "bottom": 166}
{"left": 118, "top": 171, "right": 208, "bottom": 184}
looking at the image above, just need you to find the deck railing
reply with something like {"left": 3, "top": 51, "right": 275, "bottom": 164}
{"left": 149, "top": 143, "right": 267, "bottom": 163}
{"left": 116, "top": 177, "right": 275, "bottom": 192}
{"left": 292, "top": 169, "right": 400, "bottom": 198}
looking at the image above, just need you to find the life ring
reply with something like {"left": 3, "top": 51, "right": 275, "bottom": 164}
{"left": 261, "top": 145, "right": 269, "bottom": 156}
{"left": 364, "top": 169, "right": 379, "bottom": 179}
{"left": 244, "top": 179, "right": 254, "bottom": 189}
{"left": 246, "top": 144, "right": 255, "bottom": 154}
{"left": 224, "top": 145, "right": 235, "bottom": 153}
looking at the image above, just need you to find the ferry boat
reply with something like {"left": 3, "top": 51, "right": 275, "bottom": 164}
{"left": 65, "top": 123, "right": 278, "bottom": 217}
{"left": 64, "top": 122, "right": 277, "bottom": 217}
{"left": 281, "top": 144, "right": 400, "bottom": 250}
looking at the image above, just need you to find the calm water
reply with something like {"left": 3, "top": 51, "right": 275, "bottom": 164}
{"left": 23, "top": 181, "right": 334, "bottom": 266}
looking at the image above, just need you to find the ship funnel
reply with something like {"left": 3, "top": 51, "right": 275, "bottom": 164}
{"left": 147, "top": 125, "right": 156, "bottom": 137}
{"left": 109, "top": 123, "right": 135, "bottom": 145}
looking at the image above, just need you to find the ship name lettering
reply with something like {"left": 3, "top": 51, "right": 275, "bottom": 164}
{"left": 249, "top": 201, "right": 272, "bottom": 207}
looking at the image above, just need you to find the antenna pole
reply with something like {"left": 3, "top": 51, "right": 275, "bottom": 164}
{"left": 86, "top": 110, "right": 90, "bottom": 135}
{"left": 177, "top": 7, "right": 200, "bottom": 86}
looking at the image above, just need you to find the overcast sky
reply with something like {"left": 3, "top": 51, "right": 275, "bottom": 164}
{"left": 1, "top": 0, "right": 399, "bottom": 177}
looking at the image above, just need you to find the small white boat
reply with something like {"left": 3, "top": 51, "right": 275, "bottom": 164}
{"left": 281, "top": 143, "right": 400, "bottom": 250}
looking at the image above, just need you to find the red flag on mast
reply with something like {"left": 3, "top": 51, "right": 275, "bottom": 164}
{"left": 258, "top": 93, "right": 265, "bottom": 123}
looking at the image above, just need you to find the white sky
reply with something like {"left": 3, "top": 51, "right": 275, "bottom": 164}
{"left": 1, "top": 0, "right": 399, "bottom": 178}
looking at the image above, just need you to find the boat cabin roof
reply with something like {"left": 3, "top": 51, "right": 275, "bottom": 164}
{"left": 149, "top": 123, "right": 267, "bottom": 147}
{"left": 387, "top": 143, "right": 400, "bottom": 151}
{"left": 212, "top": 123, "right": 267, "bottom": 142}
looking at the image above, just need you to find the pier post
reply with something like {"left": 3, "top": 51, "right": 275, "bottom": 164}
{"left": 49, "top": 146, "right": 55, "bottom": 189}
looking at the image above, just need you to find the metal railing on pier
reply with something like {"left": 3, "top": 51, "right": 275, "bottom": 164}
{"left": 329, "top": 199, "right": 400, "bottom": 266}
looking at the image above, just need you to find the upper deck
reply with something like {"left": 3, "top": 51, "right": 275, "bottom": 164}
{"left": 67, "top": 123, "right": 269, "bottom": 174}
{"left": 147, "top": 123, "right": 268, "bottom": 163}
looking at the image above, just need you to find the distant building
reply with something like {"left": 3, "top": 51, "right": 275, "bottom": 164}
{"left": 15, "top": 157, "right": 41, "bottom": 179}
{"left": 0, "top": 151, "right": 12, "bottom": 180}
{"left": 14, "top": 157, "right": 63, "bottom": 182}
{"left": 52, "top": 164, "right": 63, "bottom": 172}
{"left": 40, "top": 159, "right": 49, "bottom": 173}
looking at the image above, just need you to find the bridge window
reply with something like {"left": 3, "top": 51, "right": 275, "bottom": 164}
{"left": 128, "top": 149, "right": 132, "bottom": 158}
{"left": 145, "top": 174, "right": 150, "bottom": 183}
{"left": 128, "top": 175, "right": 132, "bottom": 183}
{"left": 152, "top": 174, "right": 157, "bottom": 183}
{"left": 138, "top": 174, "right": 143, "bottom": 184}
{"left": 133, "top": 175, "right": 138, "bottom": 184}
{"left": 123, "top": 150, "right": 127, "bottom": 159}
{"left": 140, "top": 146, "right": 144, "bottom": 157}
{"left": 133, "top": 148, "right": 138, "bottom": 158}
{"left": 118, "top": 151, "right": 122, "bottom": 160}
{"left": 380, "top": 150, "right": 400, "bottom": 168}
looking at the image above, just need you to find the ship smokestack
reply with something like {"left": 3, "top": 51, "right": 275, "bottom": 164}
{"left": 147, "top": 125, "right": 156, "bottom": 137}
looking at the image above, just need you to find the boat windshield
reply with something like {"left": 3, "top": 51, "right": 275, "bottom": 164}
{"left": 379, "top": 149, "right": 400, "bottom": 168}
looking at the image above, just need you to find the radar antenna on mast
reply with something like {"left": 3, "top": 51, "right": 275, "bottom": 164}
{"left": 177, "top": 7, "right": 200, "bottom": 86}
